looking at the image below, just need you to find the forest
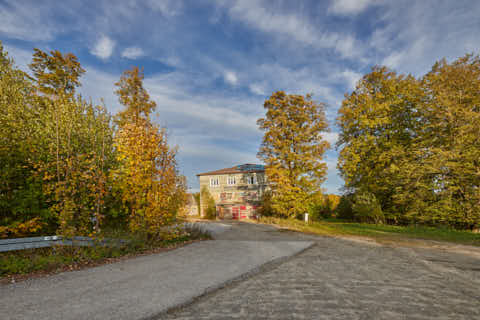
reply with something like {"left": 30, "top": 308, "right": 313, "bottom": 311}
{"left": 0, "top": 42, "right": 186, "bottom": 239}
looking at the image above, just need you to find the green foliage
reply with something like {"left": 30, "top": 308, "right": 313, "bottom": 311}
{"left": 200, "top": 186, "right": 216, "bottom": 220}
{"left": 260, "top": 216, "right": 480, "bottom": 246}
{"left": 352, "top": 192, "right": 385, "bottom": 224}
{"left": 308, "top": 193, "right": 341, "bottom": 221}
{"left": 113, "top": 67, "right": 185, "bottom": 237}
{"left": 258, "top": 190, "right": 275, "bottom": 217}
{"left": 336, "top": 194, "right": 355, "bottom": 220}
{"left": 337, "top": 54, "right": 480, "bottom": 229}
{"left": 193, "top": 192, "right": 201, "bottom": 215}
{"left": 0, "top": 43, "right": 55, "bottom": 235}
{"left": 257, "top": 91, "right": 330, "bottom": 218}
{"left": 0, "top": 42, "right": 185, "bottom": 239}
{"left": 0, "top": 226, "right": 209, "bottom": 276}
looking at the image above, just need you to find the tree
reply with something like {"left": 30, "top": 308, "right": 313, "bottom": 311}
{"left": 337, "top": 67, "right": 422, "bottom": 223}
{"left": 29, "top": 48, "right": 85, "bottom": 96}
{"left": 200, "top": 186, "right": 216, "bottom": 220}
{"left": 29, "top": 49, "right": 114, "bottom": 237}
{"left": 404, "top": 55, "right": 480, "bottom": 228}
{"left": 257, "top": 91, "right": 330, "bottom": 218}
{"left": 0, "top": 42, "right": 49, "bottom": 237}
{"left": 337, "top": 55, "right": 480, "bottom": 229}
{"left": 113, "top": 66, "right": 184, "bottom": 237}
{"left": 114, "top": 67, "right": 156, "bottom": 126}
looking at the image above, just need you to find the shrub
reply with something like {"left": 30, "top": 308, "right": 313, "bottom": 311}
{"left": 336, "top": 194, "right": 355, "bottom": 220}
{"left": 200, "top": 186, "right": 216, "bottom": 220}
{"left": 258, "top": 191, "right": 275, "bottom": 217}
{"left": 352, "top": 192, "right": 385, "bottom": 224}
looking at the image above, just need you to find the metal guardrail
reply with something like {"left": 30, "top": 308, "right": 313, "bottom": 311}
{"left": 0, "top": 236, "right": 128, "bottom": 253}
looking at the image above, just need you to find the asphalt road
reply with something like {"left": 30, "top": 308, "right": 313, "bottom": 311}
{"left": 162, "top": 222, "right": 480, "bottom": 320}
{"left": 2, "top": 221, "right": 479, "bottom": 320}
{"left": 0, "top": 222, "right": 312, "bottom": 320}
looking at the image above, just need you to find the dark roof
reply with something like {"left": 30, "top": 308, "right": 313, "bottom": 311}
{"left": 197, "top": 164, "right": 265, "bottom": 176}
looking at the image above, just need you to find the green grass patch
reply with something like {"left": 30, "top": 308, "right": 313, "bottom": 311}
{"left": 260, "top": 217, "right": 480, "bottom": 246}
{"left": 1, "top": 225, "right": 212, "bottom": 277}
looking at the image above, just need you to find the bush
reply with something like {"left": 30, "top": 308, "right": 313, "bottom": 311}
{"left": 258, "top": 191, "right": 275, "bottom": 217}
{"left": 200, "top": 187, "right": 216, "bottom": 220}
{"left": 336, "top": 194, "right": 355, "bottom": 220}
{"left": 352, "top": 192, "right": 385, "bottom": 224}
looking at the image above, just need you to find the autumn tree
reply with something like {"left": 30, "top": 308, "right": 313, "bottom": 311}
{"left": 401, "top": 55, "right": 480, "bottom": 228}
{"left": 28, "top": 49, "right": 114, "bottom": 237}
{"left": 113, "top": 67, "right": 185, "bottom": 237}
{"left": 337, "top": 55, "right": 480, "bottom": 229}
{"left": 29, "top": 48, "right": 85, "bottom": 96}
{"left": 0, "top": 43, "right": 48, "bottom": 237}
{"left": 337, "top": 67, "right": 422, "bottom": 223}
{"left": 257, "top": 91, "right": 330, "bottom": 218}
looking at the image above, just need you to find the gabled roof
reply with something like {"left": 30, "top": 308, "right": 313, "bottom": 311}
{"left": 197, "top": 164, "right": 265, "bottom": 176}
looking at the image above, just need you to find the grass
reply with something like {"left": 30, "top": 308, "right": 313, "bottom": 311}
{"left": 0, "top": 224, "right": 212, "bottom": 279}
{"left": 260, "top": 217, "right": 480, "bottom": 246}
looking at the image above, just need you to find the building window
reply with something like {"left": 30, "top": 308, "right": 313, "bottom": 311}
{"left": 227, "top": 176, "right": 236, "bottom": 185}
{"left": 247, "top": 175, "right": 257, "bottom": 185}
{"left": 210, "top": 177, "right": 219, "bottom": 187}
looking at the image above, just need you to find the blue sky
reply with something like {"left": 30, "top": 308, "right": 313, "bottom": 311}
{"left": 1, "top": 0, "right": 479, "bottom": 193}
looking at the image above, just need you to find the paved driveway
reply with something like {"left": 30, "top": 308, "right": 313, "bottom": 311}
{"left": 0, "top": 222, "right": 312, "bottom": 320}
{"left": 162, "top": 222, "right": 480, "bottom": 320}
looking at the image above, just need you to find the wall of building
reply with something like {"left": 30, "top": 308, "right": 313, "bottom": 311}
{"left": 199, "top": 172, "right": 267, "bottom": 219}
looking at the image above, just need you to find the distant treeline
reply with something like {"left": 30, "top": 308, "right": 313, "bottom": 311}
{"left": 0, "top": 42, "right": 186, "bottom": 239}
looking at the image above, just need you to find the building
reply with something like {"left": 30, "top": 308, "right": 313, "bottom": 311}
{"left": 197, "top": 164, "right": 268, "bottom": 219}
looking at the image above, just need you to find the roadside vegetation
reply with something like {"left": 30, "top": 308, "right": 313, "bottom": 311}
{"left": 0, "top": 42, "right": 199, "bottom": 278}
{"left": 260, "top": 217, "right": 480, "bottom": 246}
{"left": 0, "top": 224, "right": 211, "bottom": 278}
{"left": 0, "top": 42, "right": 187, "bottom": 241}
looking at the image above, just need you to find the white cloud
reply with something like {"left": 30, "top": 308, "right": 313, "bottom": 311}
{"left": 121, "top": 46, "right": 145, "bottom": 59}
{"left": 340, "top": 69, "right": 362, "bottom": 90}
{"left": 90, "top": 35, "right": 115, "bottom": 60}
{"left": 328, "top": 0, "right": 376, "bottom": 16}
{"left": 0, "top": 1, "right": 57, "bottom": 41}
{"left": 3, "top": 45, "right": 32, "bottom": 72}
{"left": 321, "top": 132, "right": 339, "bottom": 146}
{"left": 249, "top": 83, "right": 266, "bottom": 95}
{"left": 79, "top": 66, "right": 120, "bottom": 113}
{"left": 223, "top": 70, "right": 238, "bottom": 85}
{"left": 214, "top": 0, "right": 365, "bottom": 59}
{"left": 370, "top": 1, "right": 480, "bottom": 76}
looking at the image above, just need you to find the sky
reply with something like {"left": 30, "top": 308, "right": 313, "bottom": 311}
{"left": 1, "top": 0, "right": 479, "bottom": 194}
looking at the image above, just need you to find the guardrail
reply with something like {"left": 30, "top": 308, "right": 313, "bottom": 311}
{"left": 0, "top": 236, "right": 128, "bottom": 253}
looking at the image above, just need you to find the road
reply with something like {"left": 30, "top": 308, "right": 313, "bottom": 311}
{"left": 0, "top": 222, "right": 312, "bottom": 320}
{"left": 162, "top": 222, "right": 480, "bottom": 320}
{"left": 1, "top": 221, "right": 479, "bottom": 319}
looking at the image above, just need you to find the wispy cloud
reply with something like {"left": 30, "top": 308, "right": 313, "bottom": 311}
{"left": 213, "top": 0, "right": 365, "bottom": 59}
{"left": 328, "top": 0, "right": 376, "bottom": 16}
{"left": 121, "top": 46, "right": 145, "bottom": 59}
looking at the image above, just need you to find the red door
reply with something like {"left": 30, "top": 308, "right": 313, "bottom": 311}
{"left": 240, "top": 206, "right": 247, "bottom": 219}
